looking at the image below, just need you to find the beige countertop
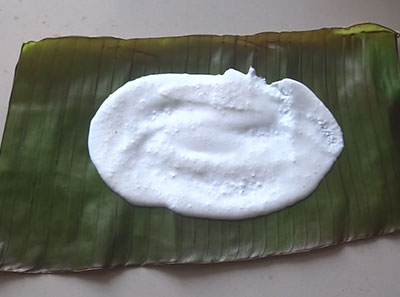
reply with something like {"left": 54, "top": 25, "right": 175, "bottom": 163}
{"left": 0, "top": 0, "right": 400, "bottom": 296}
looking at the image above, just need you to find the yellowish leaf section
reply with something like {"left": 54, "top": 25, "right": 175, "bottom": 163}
{"left": 332, "top": 23, "right": 398, "bottom": 35}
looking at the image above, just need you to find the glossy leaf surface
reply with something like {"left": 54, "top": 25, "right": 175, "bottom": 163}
{"left": 0, "top": 23, "right": 399, "bottom": 272}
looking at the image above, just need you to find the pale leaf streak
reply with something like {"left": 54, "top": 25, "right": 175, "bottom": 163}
{"left": 23, "top": 39, "right": 63, "bottom": 268}
{"left": 235, "top": 221, "right": 241, "bottom": 260}
{"left": 218, "top": 36, "right": 223, "bottom": 73}
{"left": 232, "top": 36, "right": 237, "bottom": 68}
{"left": 0, "top": 40, "right": 46, "bottom": 266}
{"left": 217, "top": 223, "right": 222, "bottom": 262}
{"left": 352, "top": 36, "right": 374, "bottom": 224}
{"left": 384, "top": 34, "right": 400, "bottom": 102}
{"left": 175, "top": 214, "right": 183, "bottom": 263}
{"left": 336, "top": 166, "right": 351, "bottom": 239}
{"left": 105, "top": 44, "right": 158, "bottom": 60}
{"left": 184, "top": 36, "right": 189, "bottom": 72}
{"left": 127, "top": 40, "right": 137, "bottom": 80}
{"left": 8, "top": 41, "right": 46, "bottom": 265}
{"left": 376, "top": 34, "right": 400, "bottom": 217}
{"left": 251, "top": 35, "right": 257, "bottom": 72}
{"left": 379, "top": 36, "right": 400, "bottom": 203}
{"left": 207, "top": 35, "right": 212, "bottom": 73}
{"left": 337, "top": 36, "right": 356, "bottom": 240}
{"left": 133, "top": 49, "right": 158, "bottom": 59}
{"left": 328, "top": 35, "right": 350, "bottom": 241}
{"left": 64, "top": 39, "right": 98, "bottom": 265}
{"left": 190, "top": 217, "right": 195, "bottom": 262}
{"left": 363, "top": 35, "right": 395, "bottom": 225}
{"left": 6, "top": 39, "right": 62, "bottom": 268}
{"left": 41, "top": 38, "right": 80, "bottom": 268}
{"left": 106, "top": 199, "right": 119, "bottom": 266}
{"left": 249, "top": 218, "right": 256, "bottom": 259}
{"left": 195, "top": 36, "right": 201, "bottom": 72}
{"left": 236, "top": 37, "right": 272, "bottom": 51}
{"left": 143, "top": 206, "right": 150, "bottom": 264}
{"left": 349, "top": 36, "right": 371, "bottom": 224}
{"left": 341, "top": 36, "right": 362, "bottom": 234}
{"left": 325, "top": 33, "right": 349, "bottom": 242}
{"left": 205, "top": 220, "right": 210, "bottom": 261}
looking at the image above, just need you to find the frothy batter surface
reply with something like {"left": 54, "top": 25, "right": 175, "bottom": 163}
{"left": 88, "top": 68, "right": 343, "bottom": 219}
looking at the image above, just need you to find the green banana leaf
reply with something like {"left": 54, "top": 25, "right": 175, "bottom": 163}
{"left": 0, "top": 23, "right": 399, "bottom": 273}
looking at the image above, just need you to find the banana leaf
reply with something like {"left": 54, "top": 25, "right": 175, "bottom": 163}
{"left": 0, "top": 23, "right": 399, "bottom": 273}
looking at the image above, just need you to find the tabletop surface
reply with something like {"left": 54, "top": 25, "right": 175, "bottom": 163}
{"left": 0, "top": 1, "right": 400, "bottom": 296}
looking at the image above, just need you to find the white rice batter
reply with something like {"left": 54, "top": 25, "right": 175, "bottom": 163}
{"left": 88, "top": 68, "right": 343, "bottom": 219}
